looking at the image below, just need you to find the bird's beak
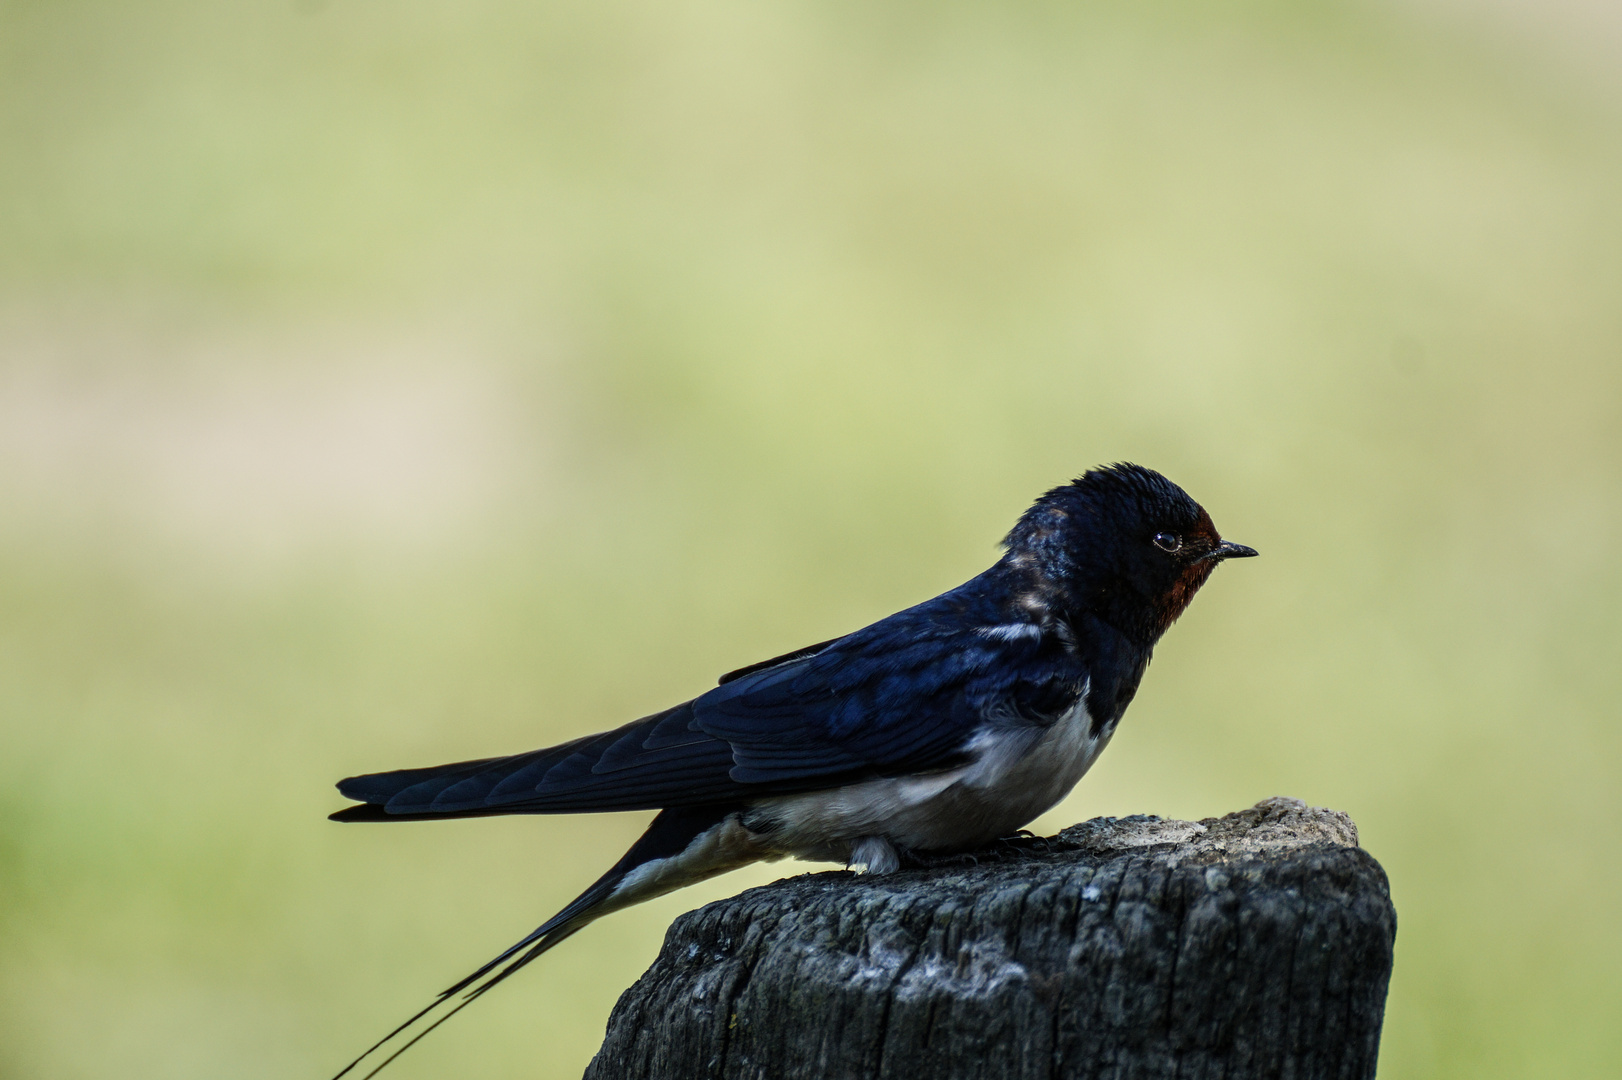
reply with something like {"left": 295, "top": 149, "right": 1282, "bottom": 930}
{"left": 1206, "top": 540, "right": 1259, "bottom": 561}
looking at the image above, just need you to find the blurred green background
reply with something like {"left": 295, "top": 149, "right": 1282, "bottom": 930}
{"left": 1, "top": 0, "right": 1618, "bottom": 1077}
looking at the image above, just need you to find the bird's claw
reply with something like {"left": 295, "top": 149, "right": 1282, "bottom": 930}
{"left": 897, "top": 831, "right": 1060, "bottom": 871}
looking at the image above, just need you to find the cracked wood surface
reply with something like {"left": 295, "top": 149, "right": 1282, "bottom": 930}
{"left": 585, "top": 797, "right": 1396, "bottom": 1080}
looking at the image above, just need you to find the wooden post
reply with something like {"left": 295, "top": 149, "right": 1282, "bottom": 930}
{"left": 586, "top": 798, "right": 1396, "bottom": 1080}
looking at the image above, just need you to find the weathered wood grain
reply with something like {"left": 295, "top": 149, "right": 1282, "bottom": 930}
{"left": 586, "top": 797, "right": 1395, "bottom": 1080}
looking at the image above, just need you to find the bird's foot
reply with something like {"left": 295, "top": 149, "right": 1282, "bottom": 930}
{"left": 896, "top": 832, "right": 1056, "bottom": 871}
{"left": 896, "top": 848, "right": 983, "bottom": 871}
{"left": 998, "top": 830, "right": 1058, "bottom": 856}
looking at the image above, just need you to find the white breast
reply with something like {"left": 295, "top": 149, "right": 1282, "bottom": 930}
{"left": 751, "top": 686, "right": 1114, "bottom": 862}
{"left": 956, "top": 695, "right": 1112, "bottom": 834}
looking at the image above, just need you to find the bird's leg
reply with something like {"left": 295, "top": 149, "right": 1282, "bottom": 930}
{"left": 848, "top": 836, "right": 901, "bottom": 874}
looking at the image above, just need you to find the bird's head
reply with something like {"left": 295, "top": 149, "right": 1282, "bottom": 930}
{"left": 1003, "top": 463, "right": 1257, "bottom": 644}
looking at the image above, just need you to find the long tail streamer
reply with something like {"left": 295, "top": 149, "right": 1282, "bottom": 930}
{"left": 329, "top": 895, "right": 599, "bottom": 1080}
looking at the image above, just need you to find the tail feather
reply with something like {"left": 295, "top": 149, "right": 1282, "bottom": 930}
{"left": 333, "top": 757, "right": 504, "bottom": 806}
{"left": 329, "top": 804, "right": 742, "bottom": 1080}
{"left": 331, "top": 705, "right": 749, "bottom": 819}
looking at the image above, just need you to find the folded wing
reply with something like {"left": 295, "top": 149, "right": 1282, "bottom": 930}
{"left": 333, "top": 582, "right": 1079, "bottom": 821}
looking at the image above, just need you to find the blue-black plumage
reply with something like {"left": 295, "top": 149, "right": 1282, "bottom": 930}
{"left": 327, "top": 462, "right": 1256, "bottom": 1079}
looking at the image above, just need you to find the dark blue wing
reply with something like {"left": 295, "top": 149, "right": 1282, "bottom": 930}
{"left": 692, "top": 585, "right": 1089, "bottom": 785}
{"left": 334, "top": 573, "right": 1091, "bottom": 818}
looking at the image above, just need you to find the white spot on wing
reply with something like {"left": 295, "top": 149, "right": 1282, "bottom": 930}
{"left": 975, "top": 623, "right": 1043, "bottom": 642}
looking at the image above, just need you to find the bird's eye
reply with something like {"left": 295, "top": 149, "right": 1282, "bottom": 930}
{"left": 1152, "top": 532, "right": 1181, "bottom": 553}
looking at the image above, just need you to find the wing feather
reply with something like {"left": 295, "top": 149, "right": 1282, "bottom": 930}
{"left": 334, "top": 577, "right": 1090, "bottom": 820}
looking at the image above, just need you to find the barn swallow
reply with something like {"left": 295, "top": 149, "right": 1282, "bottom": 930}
{"left": 329, "top": 463, "right": 1256, "bottom": 1078}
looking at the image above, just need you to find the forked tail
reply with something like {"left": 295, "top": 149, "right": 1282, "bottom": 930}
{"left": 328, "top": 804, "right": 742, "bottom": 1080}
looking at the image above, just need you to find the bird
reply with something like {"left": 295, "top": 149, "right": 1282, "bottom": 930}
{"left": 327, "top": 462, "right": 1256, "bottom": 1078}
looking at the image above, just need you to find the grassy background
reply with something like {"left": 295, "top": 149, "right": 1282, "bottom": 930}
{"left": 2, "top": 1, "right": 1619, "bottom": 1077}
